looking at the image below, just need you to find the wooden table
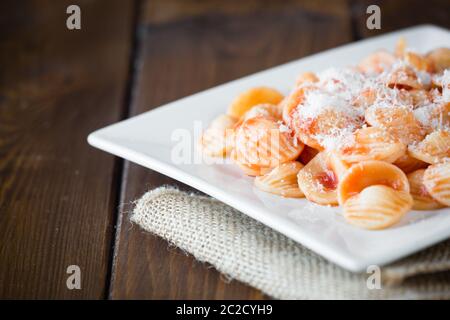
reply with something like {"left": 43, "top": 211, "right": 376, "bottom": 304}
{"left": 0, "top": 0, "right": 449, "bottom": 299}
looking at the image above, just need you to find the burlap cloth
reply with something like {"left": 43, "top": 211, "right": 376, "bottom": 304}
{"left": 130, "top": 186, "right": 450, "bottom": 299}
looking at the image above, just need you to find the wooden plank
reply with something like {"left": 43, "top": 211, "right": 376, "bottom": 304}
{"left": 0, "top": 0, "right": 135, "bottom": 298}
{"left": 110, "top": 3, "right": 353, "bottom": 299}
{"left": 141, "top": 0, "right": 350, "bottom": 25}
{"left": 350, "top": 0, "right": 450, "bottom": 39}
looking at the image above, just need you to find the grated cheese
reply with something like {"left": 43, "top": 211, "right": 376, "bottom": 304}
{"left": 288, "top": 49, "right": 449, "bottom": 151}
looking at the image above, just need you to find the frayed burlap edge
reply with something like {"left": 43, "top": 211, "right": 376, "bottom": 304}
{"left": 130, "top": 187, "right": 450, "bottom": 300}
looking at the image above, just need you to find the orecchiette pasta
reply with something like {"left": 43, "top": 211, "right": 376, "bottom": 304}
{"left": 426, "top": 48, "right": 450, "bottom": 73}
{"left": 407, "top": 169, "right": 445, "bottom": 210}
{"left": 282, "top": 85, "right": 316, "bottom": 127}
{"left": 408, "top": 130, "right": 450, "bottom": 164}
{"left": 343, "top": 185, "right": 412, "bottom": 230}
{"left": 234, "top": 116, "right": 303, "bottom": 169}
{"left": 337, "top": 160, "right": 410, "bottom": 205}
{"left": 255, "top": 161, "right": 304, "bottom": 198}
{"left": 232, "top": 156, "right": 272, "bottom": 177}
{"left": 423, "top": 162, "right": 450, "bottom": 206}
{"left": 295, "top": 72, "right": 319, "bottom": 87}
{"left": 297, "top": 152, "right": 339, "bottom": 206}
{"left": 358, "top": 50, "right": 396, "bottom": 74}
{"left": 387, "top": 65, "right": 422, "bottom": 90}
{"left": 393, "top": 154, "right": 428, "bottom": 174}
{"left": 336, "top": 127, "right": 406, "bottom": 164}
{"left": 365, "top": 105, "right": 425, "bottom": 144}
{"left": 227, "top": 87, "right": 284, "bottom": 119}
{"left": 241, "top": 103, "right": 282, "bottom": 122}
{"left": 404, "top": 51, "right": 433, "bottom": 73}
{"left": 202, "top": 38, "right": 450, "bottom": 230}
{"left": 201, "top": 114, "right": 237, "bottom": 157}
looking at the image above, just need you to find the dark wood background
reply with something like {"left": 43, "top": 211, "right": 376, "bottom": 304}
{"left": 0, "top": 0, "right": 448, "bottom": 299}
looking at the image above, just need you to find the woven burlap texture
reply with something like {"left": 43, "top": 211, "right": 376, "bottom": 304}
{"left": 130, "top": 187, "right": 450, "bottom": 299}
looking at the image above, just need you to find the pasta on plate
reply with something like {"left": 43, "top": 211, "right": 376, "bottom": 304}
{"left": 201, "top": 39, "right": 450, "bottom": 230}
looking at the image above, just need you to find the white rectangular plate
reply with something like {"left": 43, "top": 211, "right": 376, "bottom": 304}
{"left": 88, "top": 25, "right": 450, "bottom": 272}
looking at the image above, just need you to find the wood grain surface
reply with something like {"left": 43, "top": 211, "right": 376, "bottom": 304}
{"left": 0, "top": 0, "right": 135, "bottom": 298}
{"left": 1, "top": 0, "right": 449, "bottom": 299}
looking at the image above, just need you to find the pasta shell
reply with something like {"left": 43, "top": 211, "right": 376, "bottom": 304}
{"left": 295, "top": 72, "right": 319, "bottom": 87}
{"left": 387, "top": 65, "right": 422, "bottom": 90}
{"left": 338, "top": 160, "right": 410, "bottom": 205}
{"left": 337, "top": 127, "right": 406, "bottom": 164}
{"left": 426, "top": 48, "right": 450, "bottom": 73}
{"left": 407, "top": 169, "right": 445, "bottom": 210}
{"left": 343, "top": 185, "right": 412, "bottom": 230}
{"left": 297, "top": 152, "right": 339, "bottom": 205}
{"left": 242, "top": 103, "right": 282, "bottom": 122}
{"left": 228, "top": 87, "right": 284, "bottom": 119}
{"left": 231, "top": 150, "right": 271, "bottom": 176}
{"left": 404, "top": 51, "right": 433, "bottom": 73}
{"left": 393, "top": 154, "right": 428, "bottom": 174}
{"left": 234, "top": 116, "right": 303, "bottom": 168}
{"left": 255, "top": 161, "right": 304, "bottom": 198}
{"left": 358, "top": 50, "right": 396, "bottom": 74}
{"left": 409, "top": 89, "right": 433, "bottom": 108}
{"left": 282, "top": 85, "right": 316, "bottom": 125}
{"left": 415, "top": 102, "right": 450, "bottom": 134}
{"left": 353, "top": 88, "right": 377, "bottom": 108}
{"left": 365, "top": 105, "right": 426, "bottom": 144}
{"left": 408, "top": 130, "right": 450, "bottom": 164}
{"left": 423, "top": 162, "right": 450, "bottom": 206}
{"left": 290, "top": 108, "right": 361, "bottom": 150}
{"left": 201, "top": 114, "right": 237, "bottom": 157}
